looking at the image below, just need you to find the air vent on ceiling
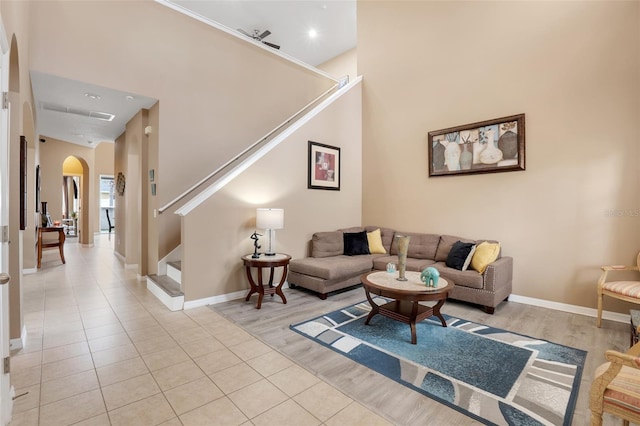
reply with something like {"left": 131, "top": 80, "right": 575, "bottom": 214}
{"left": 40, "top": 101, "right": 115, "bottom": 122}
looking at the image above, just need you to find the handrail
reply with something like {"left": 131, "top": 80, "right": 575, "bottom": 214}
{"left": 158, "top": 82, "right": 341, "bottom": 214}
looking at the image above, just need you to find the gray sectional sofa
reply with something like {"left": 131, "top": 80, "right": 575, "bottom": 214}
{"left": 287, "top": 226, "right": 513, "bottom": 314}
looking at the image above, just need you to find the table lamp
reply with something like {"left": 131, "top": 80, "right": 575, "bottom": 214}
{"left": 256, "top": 208, "right": 284, "bottom": 256}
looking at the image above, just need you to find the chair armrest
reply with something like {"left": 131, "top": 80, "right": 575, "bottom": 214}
{"left": 597, "top": 265, "right": 640, "bottom": 290}
{"left": 629, "top": 340, "right": 640, "bottom": 357}
{"left": 606, "top": 349, "right": 640, "bottom": 368}
{"left": 591, "top": 343, "right": 640, "bottom": 413}
{"left": 602, "top": 265, "right": 639, "bottom": 272}
{"left": 483, "top": 256, "right": 513, "bottom": 292}
{"left": 592, "top": 349, "right": 640, "bottom": 393}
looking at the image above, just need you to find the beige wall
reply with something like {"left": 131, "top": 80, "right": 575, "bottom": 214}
{"left": 39, "top": 138, "right": 96, "bottom": 246}
{"left": 182, "top": 81, "right": 362, "bottom": 302}
{"left": 113, "top": 109, "right": 152, "bottom": 275}
{"left": 123, "top": 110, "right": 144, "bottom": 270}
{"left": 147, "top": 104, "right": 160, "bottom": 275}
{"left": 359, "top": 1, "right": 640, "bottom": 312}
{"left": 22, "top": 0, "right": 337, "bottom": 276}
{"left": 114, "top": 133, "right": 126, "bottom": 258}
{"left": 24, "top": 145, "right": 36, "bottom": 271}
{"left": 318, "top": 48, "right": 357, "bottom": 83}
{"left": 2, "top": 0, "right": 36, "bottom": 339}
{"left": 26, "top": 0, "right": 336, "bottom": 217}
{"left": 8, "top": 91, "right": 22, "bottom": 340}
{"left": 22, "top": 103, "right": 37, "bottom": 271}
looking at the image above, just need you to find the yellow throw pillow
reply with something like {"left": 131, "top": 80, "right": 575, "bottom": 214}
{"left": 470, "top": 241, "right": 500, "bottom": 273}
{"left": 367, "top": 228, "right": 387, "bottom": 254}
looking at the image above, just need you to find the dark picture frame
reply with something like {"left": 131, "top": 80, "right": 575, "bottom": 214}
{"left": 428, "top": 114, "right": 525, "bottom": 177}
{"left": 35, "top": 165, "right": 41, "bottom": 213}
{"left": 19, "top": 136, "right": 26, "bottom": 230}
{"left": 308, "top": 141, "right": 340, "bottom": 190}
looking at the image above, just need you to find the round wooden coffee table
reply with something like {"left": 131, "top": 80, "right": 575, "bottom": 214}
{"left": 361, "top": 270, "right": 453, "bottom": 344}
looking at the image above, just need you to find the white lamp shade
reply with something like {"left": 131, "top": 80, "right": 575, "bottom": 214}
{"left": 256, "top": 208, "right": 284, "bottom": 230}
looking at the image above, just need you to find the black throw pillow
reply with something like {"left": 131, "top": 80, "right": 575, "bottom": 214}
{"left": 343, "top": 231, "right": 370, "bottom": 256}
{"left": 446, "top": 241, "right": 476, "bottom": 271}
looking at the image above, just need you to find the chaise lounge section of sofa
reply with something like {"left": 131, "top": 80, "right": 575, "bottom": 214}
{"left": 287, "top": 226, "right": 513, "bottom": 313}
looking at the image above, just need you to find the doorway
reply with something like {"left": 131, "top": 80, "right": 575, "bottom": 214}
{"left": 99, "top": 175, "right": 115, "bottom": 233}
{"left": 61, "top": 175, "right": 79, "bottom": 237}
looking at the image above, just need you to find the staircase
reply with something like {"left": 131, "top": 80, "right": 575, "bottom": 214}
{"left": 147, "top": 261, "right": 183, "bottom": 311}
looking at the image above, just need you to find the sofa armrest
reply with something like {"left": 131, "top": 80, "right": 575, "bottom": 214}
{"left": 483, "top": 256, "right": 513, "bottom": 292}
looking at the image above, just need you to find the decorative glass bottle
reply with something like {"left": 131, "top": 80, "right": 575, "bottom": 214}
{"left": 395, "top": 235, "right": 411, "bottom": 281}
{"left": 41, "top": 201, "right": 48, "bottom": 227}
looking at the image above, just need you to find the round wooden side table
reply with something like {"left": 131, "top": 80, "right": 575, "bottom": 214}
{"left": 241, "top": 253, "right": 291, "bottom": 309}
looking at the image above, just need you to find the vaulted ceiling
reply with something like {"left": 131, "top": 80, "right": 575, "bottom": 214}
{"left": 31, "top": 1, "right": 356, "bottom": 148}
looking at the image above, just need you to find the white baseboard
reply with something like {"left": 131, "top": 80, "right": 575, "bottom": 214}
{"left": 125, "top": 263, "right": 138, "bottom": 270}
{"left": 146, "top": 278, "right": 183, "bottom": 311}
{"left": 183, "top": 282, "right": 291, "bottom": 310}
{"left": 9, "top": 325, "right": 27, "bottom": 350}
{"left": 81, "top": 243, "right": 94, "bottom": 248}
{"left": 183, "top": 290, "right": 247, "bottom": 310}
{"left": 509, "top": 294, "right": 629, "bottom": 324}
{"left": 179, "top": 287, "right": 625, "bottom": 324}
{"left": 114, "top": 251, "right": 125, "bottom": 263}
{"left": 22, "top": 268, "right": 37, "bottom": 275}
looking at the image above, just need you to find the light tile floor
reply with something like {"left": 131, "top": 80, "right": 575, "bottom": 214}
{"left": 9, "top": 235, "right": 391, "bottom": 426}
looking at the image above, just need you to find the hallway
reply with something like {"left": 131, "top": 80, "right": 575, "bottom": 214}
{"left": 9, "top": 235, "right": 388, "bottom": 425}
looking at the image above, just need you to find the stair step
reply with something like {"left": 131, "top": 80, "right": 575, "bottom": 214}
{"left": 147, "top": 274, "right": 183, "bottom": 297}
{"left": 166, "top": 261, "right": 182, "bottom": 284}
{"left": 167, "top": 261, "right": 182, "bottom": 271}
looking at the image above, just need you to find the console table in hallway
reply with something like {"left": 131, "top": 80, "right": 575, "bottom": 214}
{"left": 38, "top": 226, "right": 66, "bottom": 268}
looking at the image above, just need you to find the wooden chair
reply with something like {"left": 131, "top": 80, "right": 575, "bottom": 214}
{"left": 590, "top": 341, "right": 640, "bottom": 425}
{"left": 596, "top": 253, "right": 640, "bottom": 327}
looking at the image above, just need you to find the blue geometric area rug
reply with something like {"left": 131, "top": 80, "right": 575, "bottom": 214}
{"left": 290, "top": 298, "right": 586, "bottom": 426}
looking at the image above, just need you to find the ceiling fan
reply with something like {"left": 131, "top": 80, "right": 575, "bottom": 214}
{"left": 237, "top": 29, "right": 280, "bottom": 50}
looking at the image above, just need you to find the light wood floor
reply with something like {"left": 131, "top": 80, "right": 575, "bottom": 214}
{"left": 213, "top": 285, "right": 630, "bottom": 426}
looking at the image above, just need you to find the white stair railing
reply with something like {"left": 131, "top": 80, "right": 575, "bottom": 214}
{"left": 158, "top": 80, "right": 344, "bottom": 214}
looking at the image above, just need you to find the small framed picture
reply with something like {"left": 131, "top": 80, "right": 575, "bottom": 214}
{"left": 308, "top": 141, "right": 340, "bottom": 191}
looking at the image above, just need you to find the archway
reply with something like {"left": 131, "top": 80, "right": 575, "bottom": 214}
{"left": 62, "top": 155, "right": 91, "bottom": 245}
{"left": 62, "top": 156, "right": 81, "bottom": 237}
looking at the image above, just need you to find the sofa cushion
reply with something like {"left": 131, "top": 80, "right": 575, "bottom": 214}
{"left": 433, "top": 262, "right": 484, "bottom": 289}
{"left": 446, "top": 241, "right": 476, "bottom": 271}
{"left": 471, "top": 242, "right": 501, "bottom": 273}
{"left": 344, "top": 231, "right": 370, "bottom": 256}
{"left": 365, "top": 226, "right": 395, "bottom": 253}
{"left": 390, "top": 232, "right": 440, "bottom": 260}
{"left": 311, "top": 231, "right": 343, "bottom": 258}
{"left": 289, "top": 255, "right": 373, "bottom": 280}
{"left": 372, "top": 255, "right": 435, "bottom": 272}
{"left": 435, "top": 235, "right": 477, "bottom": 262}
{"left": 366, "top": 228, "right": 386, "bottom": 254}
